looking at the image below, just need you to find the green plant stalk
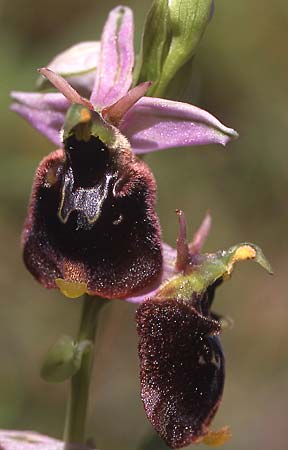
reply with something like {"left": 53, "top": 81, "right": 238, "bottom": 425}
{"left": 64, "top": 294, "right": 107, "bottom": 448}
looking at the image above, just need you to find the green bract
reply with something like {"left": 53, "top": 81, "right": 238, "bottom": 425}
{"left": 133, "top": 0, "right": 170, "bottom": 95}
{"left": 135, "top": 0, "right": 213, "bottom": 98}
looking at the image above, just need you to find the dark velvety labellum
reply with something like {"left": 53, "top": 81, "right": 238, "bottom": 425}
{"left": 22, "top": 134, "right": 162, "bottom": 298}
{"left": 136, "top": 298, "right": 224, "bottom": 449}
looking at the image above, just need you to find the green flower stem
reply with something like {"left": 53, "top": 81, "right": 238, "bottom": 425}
{"left": 64, "top": 294, "right": 107, "bottom": 448}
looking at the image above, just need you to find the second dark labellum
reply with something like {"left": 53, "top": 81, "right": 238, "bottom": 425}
{"left": 136, "top": 281, "right": 225, "bottom": 449}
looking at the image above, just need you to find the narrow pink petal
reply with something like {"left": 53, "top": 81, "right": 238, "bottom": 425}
{"left": 38, "top": 68, "right": 94, "bottom": 109}
{"left": 102, "top": 81, "right": 152, "bottom": 126}
{"left": 120, "top": 97, "right": 239, "bottom": 154}
{"left": 126, "top": 242, "right": 176, "bottom": 304}
{"left": 176, "top": 209, "right": 189, "bottom": 272}
{"left": 11, "top": 91, "right": 69, "bottom": 146}
{"left": 189, "top": 211, "right": 212, "bottom": 255}
{"left": 90, "top": 6, "right": 134, "bottom": 108}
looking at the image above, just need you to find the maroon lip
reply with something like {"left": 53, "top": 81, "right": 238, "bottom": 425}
{"left": 22, "top": 133, "right": 163, "bottom": 299}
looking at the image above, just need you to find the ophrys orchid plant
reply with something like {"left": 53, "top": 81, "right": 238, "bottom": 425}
{"left": 7, "top": 2, "right": 272, "bottom": 450}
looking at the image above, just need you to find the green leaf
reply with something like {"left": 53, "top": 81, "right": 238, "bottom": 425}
{"left": 41, "top": 335, "right": 92, "bottom": 383}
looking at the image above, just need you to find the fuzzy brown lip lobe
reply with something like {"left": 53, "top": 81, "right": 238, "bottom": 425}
{"left": 22, "top": 133, "right": 163, "bottom": 299}
{"left": 136, "top": 297, "right": 225, "bottom": 449}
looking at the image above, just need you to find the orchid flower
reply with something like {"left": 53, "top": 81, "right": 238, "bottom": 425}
{"left": 10, "top": 6, "right": 238, "bottom": 301}
{"left": 136, "top": 210, "right": 272, "bottom": 448}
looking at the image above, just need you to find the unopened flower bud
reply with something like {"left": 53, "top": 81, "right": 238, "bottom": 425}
{"left": 158, "top": 0, "right": 213, "bottom": 97}
{"left": 136, "top": 0, "right": 214, "bottom": 98}
{"left": 134, "top": 0, "right": 170, "bottom": 95}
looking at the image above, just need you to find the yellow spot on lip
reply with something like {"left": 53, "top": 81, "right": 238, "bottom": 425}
{"left": 55, "top": 278, "right": 88, "bottom": 298}
{"left": 80, "top": 108, "right": 92, "bottom": 123}
{"left": 201, "top": 426, "right": 232, "bottom": 447}
{"left": 227, "top": 245, "right": 257, "bottom": 275}
{"left": 233, "top": 245, "right": 256, "bottom": 262}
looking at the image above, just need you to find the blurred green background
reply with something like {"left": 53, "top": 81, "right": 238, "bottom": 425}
{"left": 0, "top": 0, "right": 287, "bottom": 449}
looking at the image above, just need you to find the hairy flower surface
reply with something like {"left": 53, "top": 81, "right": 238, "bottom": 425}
{"left": 136, "top": 211, "right": 272, "bottom": 448}
{"left": 22, "top": 106, "right": 162, "bottom": 299}
{"left": 11, "top": 6, "right": 238, "bottom": 299}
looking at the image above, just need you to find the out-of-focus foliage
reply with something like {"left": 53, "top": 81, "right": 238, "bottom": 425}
{"left": 0, "top": 1, "right": 287, "bottom": 450}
